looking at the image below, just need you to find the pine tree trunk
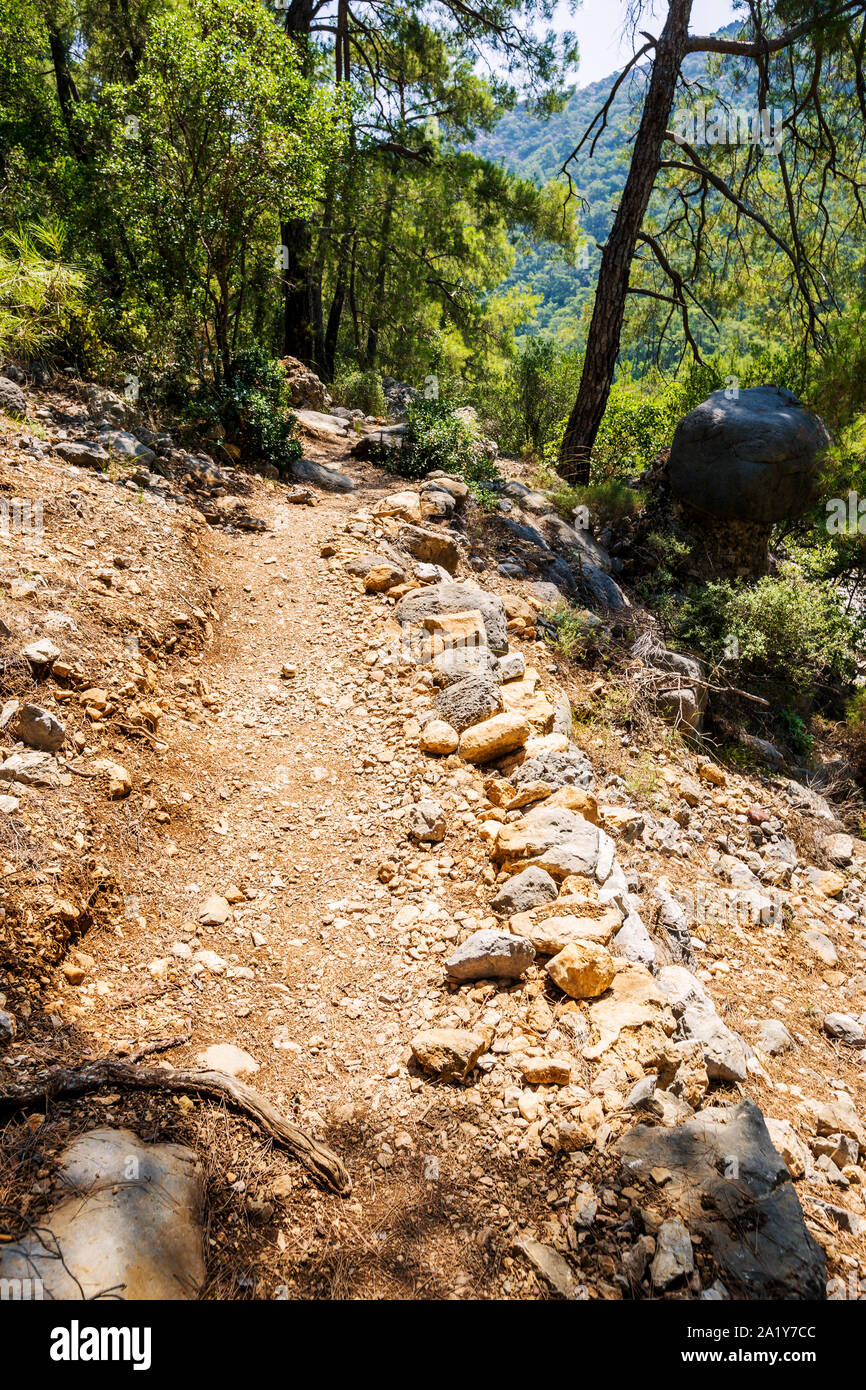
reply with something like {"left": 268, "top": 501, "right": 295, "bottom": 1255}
{"left": 559, "top": 0, "right": 693, "bottom": 484}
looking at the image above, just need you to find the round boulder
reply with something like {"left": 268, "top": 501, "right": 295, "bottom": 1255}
{"left": 668, "top": 386, "right": 829, "bottom": 523}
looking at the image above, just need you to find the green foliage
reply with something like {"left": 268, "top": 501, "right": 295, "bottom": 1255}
{"left": 395, "top": 397, "right": 502, "bottom": 508}
{"left": 778, "top": 707, "right": 813, "bottom": 756}
{"left": 397, "top": 397, "right": 478, "bottom": 479}
{"left": 0, "top": 220, "right": 87, "bottom": 359}
{"left": 98, "top": 0, "right": 347, "bottom": 382}
{"left": 540, "top": 601, "right": 599, "bottom": 661}
{"left": 333, "top": 370, "right": 386, "bottom": 417}
{"left": 213, "top": 347, "right": 301, "bottom": 473}
{"left": 673, "top": 568, "right": 861, "bottom": 699}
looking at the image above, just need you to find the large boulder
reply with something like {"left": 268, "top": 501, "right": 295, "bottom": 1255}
{"left": 668, "top": 386, "right": 829, "bottom": 522}
{"left": 0, "top": 1127, "right": 205, "bottom": 1299}
{"left": 666, "top": 386, "right": 829, "bottom": 577}
{"left": 288, "top": 456, "right": 355, "bottom": 492}
{"left": 614, "top": 1101, "right": 826, "bottom": 1299}
{"left": 280, "top": 356, "right": 332, "bottom": 412}
{"left": 493, "top": 804, "right": 614, "bottom": 882}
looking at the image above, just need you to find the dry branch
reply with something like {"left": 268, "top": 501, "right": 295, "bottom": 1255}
{"left": 0, "top": 1061, "right": 351, "bottom": 1195}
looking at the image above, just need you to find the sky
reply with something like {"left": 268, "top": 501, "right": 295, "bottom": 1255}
{"left": 561, "top": 0, "right": 739, "bottom": 86}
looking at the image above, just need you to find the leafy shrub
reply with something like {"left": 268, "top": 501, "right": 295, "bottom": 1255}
{"left": 394, "top": 397, "right": 503, "bottom": 506}
{"left": 673, "top": 568, "right": 861, "bottom": 698}
{"left": 215, "top": 346, "right": 302, "bottom": 473}
{"left": 333, "top": 369, "right": 386, "bottom": 417}
{"left": 0, "top": 220, "right": 87, "bottom": 360}
{"left": 397, "top": 398, "right": 478, "bottom": 480}
{"left": 541, "top": 601, "right": 604, "bottom": 661}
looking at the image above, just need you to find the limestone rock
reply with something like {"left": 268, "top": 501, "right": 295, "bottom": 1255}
{"left": 668, "top": 386, "right": 829, "bottom": 523}
{"left": 196, "top": 1044, "right": 260, "bottom": 1077}
{"left": 198, "top": 894, "right": 231, "bottom": 925}
{"left": 0, "top": 1127, "right": 205, "bottom": 1299}
{"left": 288, "top": 456, "right": 355, "bottom": 492}
{"left": 436, "top": 673, "right": 503, "bottom": 732}
{"left": 396, "top": 582, "right": 509, "bottom": 652}
{"left": 493, "top": 804, "right": 606, "bottom": 880}
{"left": 491, "top": 866, "right": 558, "bottom": 916}
{"left": 512, "top": 746, "right": 595, "bottom": 793}
{"left": 514, "top": 1238, "right": 585, "bottom": 1299}
{"left": 615, "top": 1100, "right": 826, "bottom": 1299}
{"left": 765, "top": 1118, "right": 811, "bottom": 1180}
{"left": 17, "top": 702, "right": 65, "bottom": 752}
{"left": 757, "top": 1019, "right": 795, "bottom": 1055}
{"left": 651, "top": 1218, "right": 694, "bottom": 1289}
{"left": 419, "top": 719, "right": 459, "bottom": 755}
{"left": 407, "top": 798, "right": 446, "bottom": 842}
{"left": 92, "top": 757, "right": 132, "bottom": 799}
{"left": 444, "top": 928, "right": 535, "bottom": 983}
{"left": 823, "top": 1012, "right": 866, "bottom": 1047}
{"left": 410, "top": 1027, "right": 488, "bottom": 1080}
{"left": 547, "top": 941, "right": 616, "bottom": 999}
{"left": 459, "top": 712, "right": 529, "bottom": 764}
{"left": 0, "top": 375, "right": 27, "bottom": 418}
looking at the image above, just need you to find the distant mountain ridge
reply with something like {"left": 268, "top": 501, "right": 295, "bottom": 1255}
{"left": 475, "top": 23, "right": 752, "bottom": 341}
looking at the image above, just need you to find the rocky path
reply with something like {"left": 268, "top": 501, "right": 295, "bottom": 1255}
{"left": 61, "top": 458, "right": 574, "bottom": 1298}
{"left": 3, "top": 419, "right": 865, "bottom": 1302}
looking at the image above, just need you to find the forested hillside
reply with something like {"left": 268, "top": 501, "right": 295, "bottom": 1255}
{"left": 476, "top": 41, "right": 737, "bottom": 344}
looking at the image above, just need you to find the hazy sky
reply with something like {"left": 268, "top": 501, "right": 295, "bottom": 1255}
{"left": 562, "top": 0, "right": 739, "bottom": 85}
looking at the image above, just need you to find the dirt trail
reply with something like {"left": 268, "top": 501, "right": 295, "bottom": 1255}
{"left": 64, "top": 450, "right": 559, "bottom": 1299}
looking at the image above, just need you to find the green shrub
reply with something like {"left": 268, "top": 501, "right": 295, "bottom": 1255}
{"left": 397, "top": 397, "right": 478, "bottom": 480}
{"left": 393, "top": 397, "right": 503, "bottom": 507}
{"left": 673, "top": 567, "right": 861, "bottom": 697}
{"left": 215, "top": 346, "right": 302, "bottom": 473}
{"left": 541, "top": 601, "right": 604, "bottom": 661}
{"left": 0, "top": 219, "right": 87, "bottom": 360}
{"left": 333, "top": 368, "right": 386, "bottom": 417}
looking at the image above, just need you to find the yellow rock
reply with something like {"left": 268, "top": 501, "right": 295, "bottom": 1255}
{"left": 599, "top": 804, "right": 644, "bottom": 832}
{"left": 583, "top": 964, "right": 675, "bottom": 1060}
{"left": 410, "top": 1027, "right": 489, "bottom": 1080}
{"left": 547, "top": 941, "right": 616, "bottom": 999}
{"left": 521, "top": 1056, "right": 572, "bottom": 1085}
{"left": 421, "top": 609, "right": 486, "bottom": 653}
{"left": 419, "top": 719, "right": 459, "bottom": 755}
{"left": 698, "top": 762, "right": 726, "bottom": 786}
{"left": 812, "top": 869, "right": 846, "bottom": 898}
{"left": 459, "top": 712, "right": 530, "bottom": 764}
{"left": 513, "top": 909, "right": 620, "bottom": 955}
{"left": 546, "top": 787, "right": 599, "bottom": 823}
{"left": 506, "top": 779, "right": 554, "bottom": 809}
{"left": 484, "top": 776, "right": 516, "bottom": 806}
{"left": 375, "top": 490, "right": 422, "bottom": 524}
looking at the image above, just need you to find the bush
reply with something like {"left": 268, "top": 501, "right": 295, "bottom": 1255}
{"left": 0, "top": 220, "right": 87, "bottom": 361}
{"left": 673, "top": 567, "right": 861, "bottom": 699}
{"left": 398, "top": 397, "right": 478, "bottom": 480}
{"left": 540, "top": 601, "right": 602, "bottom": 661}
{"left": 215, "top": 346, "right": 302, "bottom": 473}
{"left": 333, "top": 369, "right": 386, "bottom": 417}
{"left": 395, "top": 397, "right": 502, "bottom": 507}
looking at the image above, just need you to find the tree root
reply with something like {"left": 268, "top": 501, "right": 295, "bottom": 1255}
{"left": 0, "top": 1061, "right": 351, "bottom": 1195}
